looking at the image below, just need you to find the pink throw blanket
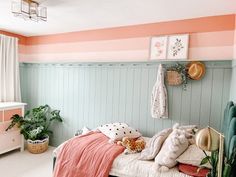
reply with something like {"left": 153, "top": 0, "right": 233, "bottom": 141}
{"left": 53, "top": 132, "right": 125, "bottom": 177}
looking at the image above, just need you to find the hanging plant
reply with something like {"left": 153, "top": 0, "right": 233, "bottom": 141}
{"left": 166, "top": 63, "right": 189, "bottom": 90}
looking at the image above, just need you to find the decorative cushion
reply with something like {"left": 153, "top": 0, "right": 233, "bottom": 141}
{"left": 176, "top": 144, "right": 211, "bottom": 169}
{"left": 139, "top": 128, "right": 172, "bottom": 160}
{"left": 178, "top": 163, "right": 210, "bottom": 177}
{"left": 97, "top": 123, "right": 141, "bottom": 141}
{"left": 154, "top": 129, "right": 189, "bottom": 170}
{"left": 75, "top": 126, "right": 91, "bottom": 136}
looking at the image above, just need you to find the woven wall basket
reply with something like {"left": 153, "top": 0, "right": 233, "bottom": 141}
{"left": 166, "top": 70, "right": 183, "bottom": 86}
{"left": 27, "top": 136, "right": 49, "bottom": 154}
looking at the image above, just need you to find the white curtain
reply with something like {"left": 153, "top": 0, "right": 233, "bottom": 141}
{"left": 0, "top": 35, "right": 21, "bottom": 102}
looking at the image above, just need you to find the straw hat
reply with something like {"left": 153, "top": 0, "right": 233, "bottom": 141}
{"left": 195, "top": 127, "right": 219, "bottom": 151}
{"left": 187, "top": 62, "right": 206, "bottom": 80}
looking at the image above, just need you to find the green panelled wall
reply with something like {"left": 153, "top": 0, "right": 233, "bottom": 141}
{"left": 230, "top": 60, "right": 236, "bottom": 102}
{"left": 20, "top": 61, "right": 232, "bottom": 146}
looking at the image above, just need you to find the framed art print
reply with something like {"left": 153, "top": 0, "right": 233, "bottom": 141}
{"left": 150, "top": 36, "right": 168, "bottom": 60}
{"left": 167, "top": 34, "right": 189, "bottom": 60}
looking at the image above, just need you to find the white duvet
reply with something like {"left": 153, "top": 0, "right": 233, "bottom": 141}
{"left": 110, "top": 152, "right": 190, "bottom": 177}
{"left": 53, "top": 136, "right": 191, "bottom": 177}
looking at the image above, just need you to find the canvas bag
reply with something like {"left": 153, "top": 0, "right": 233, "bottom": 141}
{"left": 151, "top": 64, "right": 168, "bottom": 118}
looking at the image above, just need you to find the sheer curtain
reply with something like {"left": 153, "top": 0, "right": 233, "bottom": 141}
{"left": 0, "top": 34, "right": 21, "bottom": 102}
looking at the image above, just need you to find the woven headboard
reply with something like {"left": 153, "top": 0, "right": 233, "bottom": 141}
{"left": 222, "top": 101, "right": 236, "bottom": 159}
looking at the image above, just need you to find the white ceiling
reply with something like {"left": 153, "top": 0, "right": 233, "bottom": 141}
{"left": 0, "top": 0, "right": 236, "bottom": 37}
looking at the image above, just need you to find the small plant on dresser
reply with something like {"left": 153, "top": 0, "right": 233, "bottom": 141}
{"left": 6, "top": 105, "right": 63, "bottom": 154}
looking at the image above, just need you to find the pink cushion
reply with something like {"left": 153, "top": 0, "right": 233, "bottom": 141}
{"left": 178, "top": 163, "right": 210, "bottom": 177}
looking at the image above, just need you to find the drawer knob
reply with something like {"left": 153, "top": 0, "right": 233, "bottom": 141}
{"left": 12, "top": 138, "right": 15, "bottom": 142}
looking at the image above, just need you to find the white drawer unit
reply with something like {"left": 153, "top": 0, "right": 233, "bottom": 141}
{"left": 0, "top": 102, "right": 26, "bottom": 154}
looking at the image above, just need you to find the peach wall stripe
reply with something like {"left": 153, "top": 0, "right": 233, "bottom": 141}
{"left": 26, "top": 14, "right": 235, "bottom": 45}
{"left": 19, "top": 46, "right": 234, "bottom": 62}
{"left": 234, "top": 30, "right": 236, "bottom": 59}
{"left": 234, "top": 15, "right": 236, "bottom": 59}
{"left": 19, "top": 45, "right": 26, "bottom": 54}
{"left": 189, "top": 30, "right": 234, "bottom": 47}
{"left": 189, "top": 46, "right": 234, "bottom": 60}
{"left": 0, "top": 30, "right": 26, "bottom": 45}
{"left": 21, "top": 31, "right": 235, "bottom": 55}
{"left": 22, "top": 37, "right": 150, "bottom": 54}
{"left": 19, "top": 50, "right": 149, "bottom": 62}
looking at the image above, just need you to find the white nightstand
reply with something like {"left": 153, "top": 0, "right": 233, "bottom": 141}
{"left": 0, "top": 102, "right": 27, "bottom": 154}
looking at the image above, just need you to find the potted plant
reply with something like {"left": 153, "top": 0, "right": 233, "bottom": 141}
{"left": 166, "top": 63, "right": 189, "bottom": 90}
{"left": 6, "top": 105, "right": 63, "bottom": 154}
{"left": 223, "top": 147, "right": 236, "bottom": 177}
{"left": 200, "top": 147, "right": 236, "bottom": 177}
{"left": 200, "top": 150, "right": 218, "bottom": 177}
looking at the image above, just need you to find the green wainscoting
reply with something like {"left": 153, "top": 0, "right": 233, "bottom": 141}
{"left": 20, "top": 61, "right": 232, "bottom": 146}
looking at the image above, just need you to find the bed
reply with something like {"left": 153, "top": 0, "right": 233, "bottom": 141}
{"left": 110, "top": 154, "right": 189, "bottom": 177}
{"left": 109, "top": 138, "right": 190, "bottom": 177}
{"left": 53, "top": 101, "right": 236, "bottom": 177}
{"left": 53, "top": 136, "right": 190, "bottom": 177}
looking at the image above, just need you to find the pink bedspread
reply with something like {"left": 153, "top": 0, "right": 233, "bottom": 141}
{"left": 53, "top": 131, "right": 125, "bottom": 177}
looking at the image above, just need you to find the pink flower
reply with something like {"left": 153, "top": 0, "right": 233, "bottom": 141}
{"left": 155, "top": 42, "right": 161, "bottom": 48}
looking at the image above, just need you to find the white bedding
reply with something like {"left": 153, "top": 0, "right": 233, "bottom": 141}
{"left": 110, "top": 152, "right": 190, "bottom": 177}
{"left": 110, "top": 137, "right": 190, "bottom": 177}
{"left": 53, "top": 136, "right": 191, "bottom": 177}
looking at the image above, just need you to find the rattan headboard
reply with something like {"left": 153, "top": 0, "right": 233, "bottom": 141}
{"left": 222, "top": 101, "right": 236, "bottom": 159}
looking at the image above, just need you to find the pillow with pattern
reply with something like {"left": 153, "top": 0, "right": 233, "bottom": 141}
{"left": 98, "top": 122, "right": 141, "bottom": 141}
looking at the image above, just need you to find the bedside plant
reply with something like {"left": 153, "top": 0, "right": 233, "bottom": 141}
{"left": 200, "top": 150, "right": 218, "bottom": 177}
{"left": 223, "top": 147, "right": 236, "bottom": 177}
{"left": 6, "top": 105, "right": 63, "bottom": 154}
{"left": 200, "top": 147, "right": 236, "bottom": 177}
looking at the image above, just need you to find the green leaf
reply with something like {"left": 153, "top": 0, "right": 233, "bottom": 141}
{"left": 6, "top": 104, "right": 63, "bottom": 140}
{"left": 200, "top": 156, "right": 210, "bottom": 165}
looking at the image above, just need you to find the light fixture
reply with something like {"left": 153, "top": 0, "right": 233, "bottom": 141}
{"left": 11, "top": 0, "right": 47, "bottom": 22}
{"left": 195, "top": 126, "right": 224, "bottom": 177}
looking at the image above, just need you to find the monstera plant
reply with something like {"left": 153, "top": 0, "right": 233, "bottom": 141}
{"left": 6, "top": 105, "right": 63, "bottom": 153}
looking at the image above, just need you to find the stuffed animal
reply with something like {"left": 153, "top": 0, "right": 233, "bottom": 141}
{"left": 173, "top": 123, "right": 198, "bottom": 145}
{"left": 118, "top": 137, "right": 146, "bottom": 154}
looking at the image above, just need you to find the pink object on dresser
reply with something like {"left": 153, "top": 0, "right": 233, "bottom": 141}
{"left": 0, "top": 102, "right": 26, "bottom": 154}
{"left": 53, "top": 131, "right": 125, "bottom": 177}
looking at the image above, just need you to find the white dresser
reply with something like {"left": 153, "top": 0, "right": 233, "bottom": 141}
{"left": 0, "top": 102, "right": 26, "bottom": 154}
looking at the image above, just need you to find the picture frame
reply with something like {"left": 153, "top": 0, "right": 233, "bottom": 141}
{"left": 167, "top": 34, "right": 189, "bottom": 60}
{"left": 150, "top": 36, "right": 168, "bottom": 60}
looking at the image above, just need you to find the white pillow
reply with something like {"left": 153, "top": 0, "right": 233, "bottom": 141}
{"left": 154, "top": 129, "right": 189, "bottom": 171}
{"left": 74, "top": 126, "right": 91, "bottom": 136}
{"left": 82, "top": 126, "right": 91, "bottom": 135}
{"left": 176, "top": 144, "right": 211, "bottom": 169}
{"left": 139, "top": 128, "right": 172, "bottom": 160}
{"left": 98, "top": 122, "right": 141, "bottom": 141}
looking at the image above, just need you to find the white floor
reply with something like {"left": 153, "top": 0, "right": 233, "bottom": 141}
{"left": 0, "top": 147, "right": 55, "bottom": 177}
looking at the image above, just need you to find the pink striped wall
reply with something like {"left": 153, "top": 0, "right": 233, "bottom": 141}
{"left": 0, "top": 30, "right": 26, "bottom": 45}
{"left": 2, "top": 14, "right": 236, "bottom": 62}
{"left": 19, "top": 31, "right": 235, "bottom": 62}
{"left": 234, "top": 17, "right": 236, "bottom": 60}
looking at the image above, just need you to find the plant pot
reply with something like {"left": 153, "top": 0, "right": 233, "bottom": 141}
{"left": 27, "top": 136, "right": 49, "bottom": 154}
